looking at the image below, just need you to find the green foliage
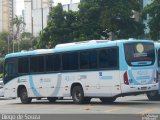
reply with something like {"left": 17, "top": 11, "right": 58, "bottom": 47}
{"left": 11, "top": 15, "right": 26, "bottom": 40}
{"left": 76, "top": 0, "right": 101, "bottom": 41}
{"left": 19, "top": 40, "right": 32, "bottom": 51}
{"left": 0, "top": 32, "right": 9, "bottom": 56}
{"left": 99, "top": 0, "right": 144, "bottom": 39}
{"left": 37, "top": 3, "right": 77, "bottom": 48}
{"left": 0, "top": 40, "right": 8, "bottom": 56}
{"left": 37, "top": 1, "right": 144, "bottom": 48}
{"left": 143, "top": 0, "right": 160, "bottom": 40}
{"left": 0, "top": 58, "right": 4, "bottom": 76}
{"left": 21, "top": 32, "right": 33, "bottom": 39}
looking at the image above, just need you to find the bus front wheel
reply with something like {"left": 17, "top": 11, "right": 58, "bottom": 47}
{"left": 19, "top": 87, "right": 32, "bottom": 104}
{"left": 72, "top": 86, "right": 90, "bottom": 104}
{"left": 147, "top": 91, "right": 160, "bottom": 101}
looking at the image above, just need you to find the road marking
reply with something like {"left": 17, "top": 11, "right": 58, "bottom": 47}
{"left": 104, "top": 107, "right": 128, "bottom": 113}
{"left": 137, "top": 108, "right": 157, "bottom": 115}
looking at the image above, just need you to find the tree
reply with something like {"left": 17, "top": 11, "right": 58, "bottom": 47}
{"left": 37, "top": 3, "right": 78, "bottom": 48}
{"left": 19, "top": 32, "right": 35, "bottom": 51}
{"left": 11, "top": 15, "right": 26, "bottom": 40}
{"left": 99, "top": 0, "right": 144, "bottom": 39}
{"left": 37, "top": 1, "right": 144, "bottom": 48}
{"left": 74, "top": 0, "right": 144, "bottom": 40}
{"left": 143, "top": 0, "right": 160, "bottom": 40}
{"left": 75, "top": 0, "right": 102, "bottom": 41}
{"left": 0, "top": 32, "right": 9, "bottom": 56}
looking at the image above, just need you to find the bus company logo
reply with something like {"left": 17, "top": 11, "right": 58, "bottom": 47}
{"left": 17, "top": 79, "right": 26, "bottom": 83}
{"left": 77, "top": 75, "right": 87, "bottom": 80}
{"left": 142, "top": 114, "right": 159, "bottom": 120}
{"left": 99, "top": 72, "right": 112, "bottom": 80}
{"left": 136, "top": 43, "right": 144, "bottom": 53}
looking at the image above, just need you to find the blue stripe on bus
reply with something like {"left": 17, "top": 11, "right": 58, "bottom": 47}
{"left": 50, "top": 74, "right": 62, "bottom": 96}
{"left": 128, "top": 68, "right": 155, "bottom": 85}
{"left": 29, "top": 75, "right": 41, "bottom": 97}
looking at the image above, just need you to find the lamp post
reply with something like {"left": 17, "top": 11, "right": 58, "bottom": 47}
{"left": 7, "top": 35, "right": 10, "bottom": 53}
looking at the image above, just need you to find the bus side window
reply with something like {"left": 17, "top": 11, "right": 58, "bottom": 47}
{"left": 80, "top": 52, "right": 90, "bottom": 69}
{"left": 62, "top": 52, "right": 78, "bottom": 71}
{"left": 5, "top": 61, "right": 17, "bottom": 78}
{"left": 18, "top": 57, "right": 29, "bottom": 74}
{"left": 89, "top": 50, "right": 98, "bottom": 69}
{"left": 98, "top": 48, "right": 118, "bottom": 69}
{"left": 53, "top": 54, "right": 61, "bottom": 71}
{"left": 30, "top": 56, "right": 44, "bottom": 73}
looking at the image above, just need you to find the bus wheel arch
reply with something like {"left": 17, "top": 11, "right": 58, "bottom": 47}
{"left": 70, "top": 83, "right": 83, "bottom": 96}
{"left": 71, "top": 83, "right": 91, "bottom": 104}
{"left": 17, "top": 85, "right": 32, "bottom": 104}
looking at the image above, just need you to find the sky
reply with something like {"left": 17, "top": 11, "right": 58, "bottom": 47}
{"left": 16, "top": 0, "right": 80, "bottom": 15}
{"left": 16, "top": 0, "right": 24, "bottom": 15}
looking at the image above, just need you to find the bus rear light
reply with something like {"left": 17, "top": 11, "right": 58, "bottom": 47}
{"left": 155, "top": 71, "right": 159, "bottom": 83}
{"left": 124, "top": 72, "right": 129, "bottom": 85}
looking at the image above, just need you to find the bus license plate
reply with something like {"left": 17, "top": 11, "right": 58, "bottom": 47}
{"left": 141, "top": 87, "right": 147, "bottom": 90}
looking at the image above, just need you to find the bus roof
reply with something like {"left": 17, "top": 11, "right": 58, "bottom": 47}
{"left": 154, "top": 42, "right": 160, "bottom": 49}
{"left": 5, "top": 39, "right": 153, "bottom": 59}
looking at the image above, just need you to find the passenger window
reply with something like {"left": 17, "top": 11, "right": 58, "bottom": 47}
{"left": 89, "top": 50, "right": 97, "bottom": 69}
{"left": 98, "top": 48, "right": 118, "bottom": 69}
{"left": 53, "top": 54, "right": 61, "bottom": 71}
{"left": 46, "top": 54, "right": 61, "bottom": 72}
{"left": 18, "top": 57, "right": 29, "bottom": 74}
{"left": 30, "top": 56, "right": 44, "bottom": 73}
{"left": 80, "top": 50, "right": 98, "bottom": 70}
{"left": 6, "top": 63, "right": 17, "bottom": 76}
{"left": 80, "top": 52, "right": 89, "bottom": 69}
{"left": 5, "top": 59, "right": 17, "bottom": 77}
{"left": 62, "top": 52, "right": 78, "bottom": 70}
{"left": 46, "top": 55, "right": 54, "bottom": 72}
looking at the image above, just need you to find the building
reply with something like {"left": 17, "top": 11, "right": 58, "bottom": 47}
{"left": 0, "top": 0, "right": 2, "bottom": 32}
{"left": 24, "top": 0, "right": 79, "bottom": 36}
{"left": 24, "top": 0, "right": 32, "bottom": 33}
{"left": 0, "top": 0, "right": 16, "bottom": 33}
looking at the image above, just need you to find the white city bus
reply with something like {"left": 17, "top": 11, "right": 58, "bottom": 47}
{"left": 146, "top": 42, "right": 160, "bottom": 100}
{"left": 3, "top": 39, "right": 159, "bottom": 104}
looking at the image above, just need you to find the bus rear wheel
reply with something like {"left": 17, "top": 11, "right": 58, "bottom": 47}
{"left": 100, "top": 97, "right": 116, "bottom": 104}
{"left": 72, "top": 86, "right": 90, "bottom": 104}
{"left": 19, "top": 87, "right": 32, "bottom": 104}
{"left": 147, "top": 91, "right": 160, "bottom": 101}
{"left": 47, "top": 97, "right": 57, "bottom": 103}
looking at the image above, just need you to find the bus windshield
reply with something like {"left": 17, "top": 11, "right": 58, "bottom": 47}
{"left": 124, "top": 42, "right": 155, "bottom": 66}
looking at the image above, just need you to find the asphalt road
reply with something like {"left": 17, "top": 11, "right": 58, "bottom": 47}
{"left": 0, "top": 95, "right": 160, "bottom": 120}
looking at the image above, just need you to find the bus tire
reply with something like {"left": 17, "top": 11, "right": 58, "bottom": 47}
{"left": 147, "top": 91, "right": 160, "bottom": 101}
{"left": 47, "top": 97, "right": 57, "bottom": 103}
{"left": 72, "top": 86, "right": 89, "bottom": 104}
{"left": 19, "top": 87, "right": 32, "bottom": 104}
{"left": 100, "top": 97, "right": 116, "bottom": 104}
